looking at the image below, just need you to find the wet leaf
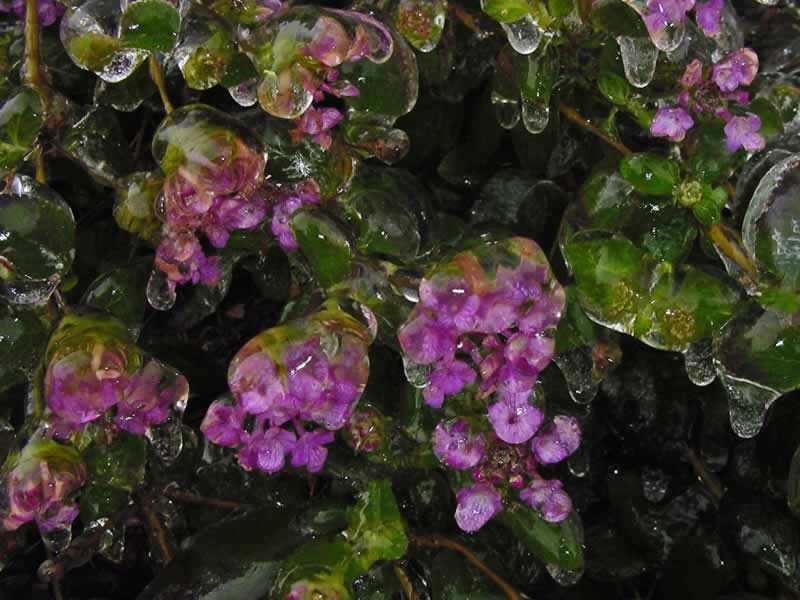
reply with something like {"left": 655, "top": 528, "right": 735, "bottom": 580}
{"left": 620, "top": 153, "right": 680, "bottom": 196}
{"left": 291, "top": 208, "right": 353, "bottom": 289}
{"left": 0, "top": 88, "right": 43, "bottom": 175}
{"left": 120, "top": 0, "right": 180, "bottom": 53}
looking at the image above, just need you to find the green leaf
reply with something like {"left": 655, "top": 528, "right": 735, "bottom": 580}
{"left": 81, "top": 261, "right": 151, "bottom": 337}
{"left": 113, "top": 171, "right": 164, "bottom": 244}
{"left": 0, "top": 88, "right": 43, "bottom": 174}
{"left": 549, "top": 0, "right": 575, "bottom": 18}
{"left": 480, "top": 0, "right": 531, "bottom": 23}
{"left": 686, "top": 122, "right": 734, "bottom": 184}
{"left": 291, "top": 208, "right": 353, "bottom": 289}
{"left": 748, "top": 97, "right": 783, "bottom": 138}
{"left": 0, "top": 305, "right": 48, "bottom": 393}
{"left": 175, "top": 5, "right": 235, "bottom": 90}
{"left": 59, "top": 107, "right": 132, "bottom": 186}
{"left": 514, "top": 44, "right": 558, "bottom": 105}
{"left": 498, "top": 502, "right": 584, "bottom": 572}
{"left": 120, "top": 0, "right": 180, "bottom": 52}
{"left": 598, "top": 71, "right": 631, "bottom": 106}
{"left": 64, "top": 31, "right": 121, "bottom": 72}
{"left": 95, "top": 60, "right": 157, "bottom": 112}
{"left": 620, "top": 153, "right": 680, "bottom": 196}
{"left": 555, "top": 286, "right": 602, "bottom": 353}
{"left": 345, "top": 480, "right": 408, "bottom": 578}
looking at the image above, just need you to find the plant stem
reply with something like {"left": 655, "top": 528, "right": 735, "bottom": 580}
{"left": 559, "top": 102, "right": 633, "bottom": 157}
{"left": 393, "top": 562, "right": 418, "bottom": 600}
{"left": 35, "top": 148, "right": 46, "bottom": 184}
{"left": 411, "top": 535, "right": 521, "bottom": 600}
{"left": 707, "top": 223, "right": 758, "bottom": 283}
{"left": 686, "top": 448, "right": 724, "bottom": 504}
{"left": 149, "top": 55, "right": 174, "bottom": 114}
{"left": 24, "top": 0, "right": 44, "bottom": 90}
{"left": 141, "top": 495, "right": 175, "bottom": 565}
{"left": 163, "top": 488, "right": 246, "bottom": 511}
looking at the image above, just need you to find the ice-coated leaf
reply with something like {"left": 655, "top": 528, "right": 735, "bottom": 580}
{"left": 0, "top": 88, "right": 43, "bottom": 175}
{"left": 481, "top": 0, "right": 531, "bottom": 23}
{"left": 113, "top": 171, "right": 164, "bottom": 245}
{"left": 0, "top": 305, "right": 49, "bottom": 393}
{"left": 173, "top": 4, "right": 235, "bottom": 91}
{"left": 620, "top": 153, "right": 680, "bottom": 196}
{"left": 58, "top": 106, "right": 132, "bottom": 185}
{"left": 120, "top": 0, "right": 180, "bottom": 53}
{"left": 94, "top": 60, "right": 157, "bottom": 111}
{"left": 0, "top": 176, "right": 76, "bottom": 307}
{"left": 290, "top": 208, "right": 353, "bottom": 289}
{"left": 81, "top": 261, "right": 151, "bottom": 338}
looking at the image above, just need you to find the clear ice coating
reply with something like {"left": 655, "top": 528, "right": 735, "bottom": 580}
{"left": 621, "top": 0, "right": 686, "bottom": 52}
{"left": 567, "top": 444, "right": 590, "bottom": 478}
{"left": 402, "top": 355, "right": 432, "bottom": 388}
{"left": 544, "top": 513, "right": 585, "bottom": 585}
{"left": 521, "top": 99, "right": 550, "bottom": 134}
{"left": 228, "top": 78, "right": 259, "bottom": 107}
{"left": 553, "top": 347, "right": 600, "bottom": 404}
{"left": 146, "top": 269, "right": 177, "bottom": 311}
{"left": 717, "top": 369, "right": 779, "bottom": 439}
{"left": 41, "top": 523, "right": 73, "bottom": 554}
{"left": 491, "top": 92, "right": 521, "bottom": 130}
{"left": 616, "top": 36, "right": 659, "bottom": 88}
{"left": 500, "top": 15, "right": 543, "bottom": 55}
{"left": 683, "top": 339, "right": 716, "bottom": 386}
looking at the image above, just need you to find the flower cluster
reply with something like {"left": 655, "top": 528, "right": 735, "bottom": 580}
{"left": 436, "top": 415, "right": 581, "bottom": 531}
{"left": 0, "top": 0, "right": 64, "bottom": 26}
{"left": 1, "top": 434, "right": 86, "bottom": 534}
{"left": 268, "top": 179, "right": 321, "bottom": 251}
{"left": 43, "top": 316, "right": 189, "bottom": 438}
{"left": 398, "top": 238, "right": 565, "bottom": 421}
{"left": 201, "top": 303, "right": 371, "bottom": 474}
{"left": 634, "top": 0, "right": 722, "bottom": 42}
{"left": 650, "top": 49, "right": 765, "bottom": 152}
{"left": 152, "top": 106, "right": 269, "bottom": 295}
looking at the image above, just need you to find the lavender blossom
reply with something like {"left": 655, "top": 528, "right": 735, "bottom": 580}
{"left": 531, "top": 416, "right": 581, "bottom": 464}
{"left": 114, "top": 361, "right": 189, "bottom": 435}
{"left": 487, "top": 397, "right": 544, "bottom": 444}
{"left": 269, "top": 181, "right": 321, "bottom": 251}
{"left": 291, "top": 429, "right": 335, "bottom": 472}
{"left": 155, "top": 232, "right": 222, "bottom": 294}
{"left": 238, "top": 427, "right": 297, "bottom": 473}
{"left": 520, "top": 479, "right": 573, "bottom": 522}
{"left": 291, "top": 107, "right": 343, "bottom": 149}
{"left": 432, "top": 420, "right": 486, "bottom": 469}
{"left": 650, "top": 107, "right": 695, "bottom": 142}
{"left": 724, "top": 113, "right": 765, "bottom": 152}
{"left": 695, "top": 0, "right": 723, "bottom": 35}
{"left": 712, "top": 48, "right": 759, "bottom": 92}
{"left": 454, "top": 483, "right": 503, "bottom": 532}
{"left": 200, "top": 398, "right": 245, "bottom": 447}
{"left": 641, "top": 0, "right": 695, "bottom": 36}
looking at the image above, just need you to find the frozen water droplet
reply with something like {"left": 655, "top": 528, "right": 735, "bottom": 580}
{"left": 146, "top": 410, "right": 185, "bottom": 464}
{"left": 684, "top": 339, "right": 716, "bottom": 386}
{"left": 146, "top": 269, "right": 176, "bottom": 311}
{"left": 567, "top": 445, "right": 590, "bottom": 478}
{"left": 718, "top": 370, "right": 779, "bottom": 439}
{"left": 319, "top": 331, "right": 340, "bottom": 359}
{"left": 641, "top": 466, "right": 670, "bottom": 502}
{"left": 403, "top": 356, "right": 432, "bottom": 388}
{"left": 40, "top": 524, "right": 72, "bottom": 553}
{"left": 753, "top": 0, "right": 779, "bottom": 5}
{"left": 228, "top": 78, "right": 258, "bottom": 107}
{"left": 616, "top": 36, "right": 658, "bottom": 88}
{"left": 257, "top": 67, "right": 314, "bottom": 119}
{"left": 500, "top": 15, "right": 543, "bottom": 55}
{"left": 553, "top": 347, "right": 599, "bottom": 404}
{"left": 100, "top": 49, "right": 148, "bottom": 83}
{"left": 521, "top": 99, "right": 549, "bottom": 134}
{"left": 491, "top": 92, "right": 521, "bottom": 130}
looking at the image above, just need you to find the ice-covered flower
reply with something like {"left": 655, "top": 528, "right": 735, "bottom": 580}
{"left": 228, "top": 352, "right": 286, "bottom": 416}
{"left": 712, "top": 48, "right": 759, "bottom": 92}
{"left": 695, "top": 0, "right": 723, "bottom": 35}
{"left": 291, "top": 429, "right": 335, "bottom": 472}
{"left": 1, "top": 435, "right": 86, "bottom": 533}
{"left": 650, "top": 107, "right": 695, "bottom": 142}
{"left": 238, "top": 427, "right": 297, "bottom": 472}
{"left": 0, "top": 0, "right": 64, "bottom": 26}
{"left": 531, "top": 416, "right": 581, "bottom": 464}
{"left": 423, "top": 358, "right": 476, "bottom": 408}
{"left": 641, "top": 0, "right": 695, "bottom": 36}
{"left": 269, "top": 180, "right": 321, "bottom": 251}
{"left": 114, "top": 361, "right": 188, "bottom": 435}
{"left": 724, "top": 113, "right": 765, "bottom": 152}
{"left": 155, "top": 231, "right": 221, "bottom": 293}
{"left": 433, "top": 420, "right": 486, "bottom": 469}
{"left": 454, "top": 483, "right": 503, "bottom": 532}
{"left": 487, "top": 397, "right": 544, "bottom": 444}
{"left": 200, "top": 398, "right": 245, "bottom": 447}
{"left": 291, "top": 107, "right": 343, "bottom": 149}
{"left": 520, "top": 479, "right": 573, "bottom": 522}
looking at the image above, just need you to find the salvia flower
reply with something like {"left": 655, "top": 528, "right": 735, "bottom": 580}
{"left": 1, "top": 434, "right": 86, "bottom": 534}
{"left": 712, "top": 48, "right": 759, "bottom": 93}
{"left": 650, "top": 107, "right": 694, "bottom": 142}
{"left": 724, "top": 113, "right": 765, "bottom": 152}
{"left": 201, "top": 301, "right": 372, "bottom": 474}
{"left": 695, "top": 0, "right": 723, "bottom": 35}
{"left": 433, "top": 420, "right": 486, "bottom": 469}
{"left": 454, "top": 483, "right": 503, "bottom": 532}
{"left": 520, "top": 479, "right": 573, "bottom": 522}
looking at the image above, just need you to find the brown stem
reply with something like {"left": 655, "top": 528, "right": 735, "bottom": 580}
{"left": 149, "top": 55, "right": 174, "bottom": 114}
{"left": 707, "top": 223, "right": 758, "bottom": 282}
{"left": 448, "top": 4, "right": 483, "bottom": 36}
{"left": 34, "top": 149, "right": 46, "bottom": 184}
{"left": 559, "top": 102, "right": 633, "bottom": 157}
{"left": 686, "top": 448, "right": 723, "bottom": 504}
{"left": 24, "top": 0, "right": 43, "bottom": 90}
{"left": 163, "top": 488, "right": 246, "bottom": 511}
{"left": 411, "top": 535, "right": 521, "bottom": 600}
{"left": 141, "top": 496, "right": 175, "bottom": 565}
{"left": 393, "top": 562, "right": 418, "bottom": 600}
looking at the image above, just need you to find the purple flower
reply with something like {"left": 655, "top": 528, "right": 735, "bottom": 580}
{"left": 200, "top": 398, "right": 245, "bottom": 447}
{"left": 347, "top": 409, "right": 385, "bottom": 452}
{"left": 238, "top": 427, "right": 297, "bottom": 473}
{"left": 114, "top": 361, "right": 187, "bottom": 434}
{"left": 531, "top": 416, "right": 581, "bottom": 464}
{"left": 2, "top": 436, "right": 86, "bottom": 533}
{"left": 291, "top": 107, "right": 343, "bottom": 149}
{"left": 695, "top": 0, "right": 723, "bottom": 35}
{"left": 397, "top": 313, "right": 456, "bottom": 365}
{"left": 650, "top": 107, "right": 695, "bottom": 142}
{"left": 504, "top": 333, "right": 554, "bottom": 378}
{"left": 228, "top": 352, "right": 286, "bottom": 416}
{"left": 642, "top": 0, "right": 695, "bottom": 36}
{"left": 291, "top": 429, "right": 335, "bottom": 472}
{"left": 487, "top": 396, "right": 544, "bottom": 444}
{"left": 46, "top": 349, "right": 128, "bottom": 436}
{"left": 520, "top": 479, "right": 573, "bottom": 522}
{"left": 432, "top": 420, "right": 486, "bottom": 469}
{"left": 712, "top": 48, "right": 759, "bottom": 92}
{"left": 454, "top": 483, "right": 503, "bottom": 532}
{"left": 419, "top": 277, "right": 481, "bottom": 332}
{"left": 423, "top": 359, "right": 476, "bottom": 408}
{"left": 155, "top": 231, "right": 221, "bottom": 292}
{"left": 0, "top": 0, "right": 64, "bottom": 26}
{"left": 516, "top": 292, "right": 564, "bottom": 334}
{"left": 724, "top": 113, "right": 765, "bottom": 152}
{"left": 269, "top": 181, "right": 321, "bottom": 251}
{"left": 680, "top": 59, "right": 704, "bottom": 88}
